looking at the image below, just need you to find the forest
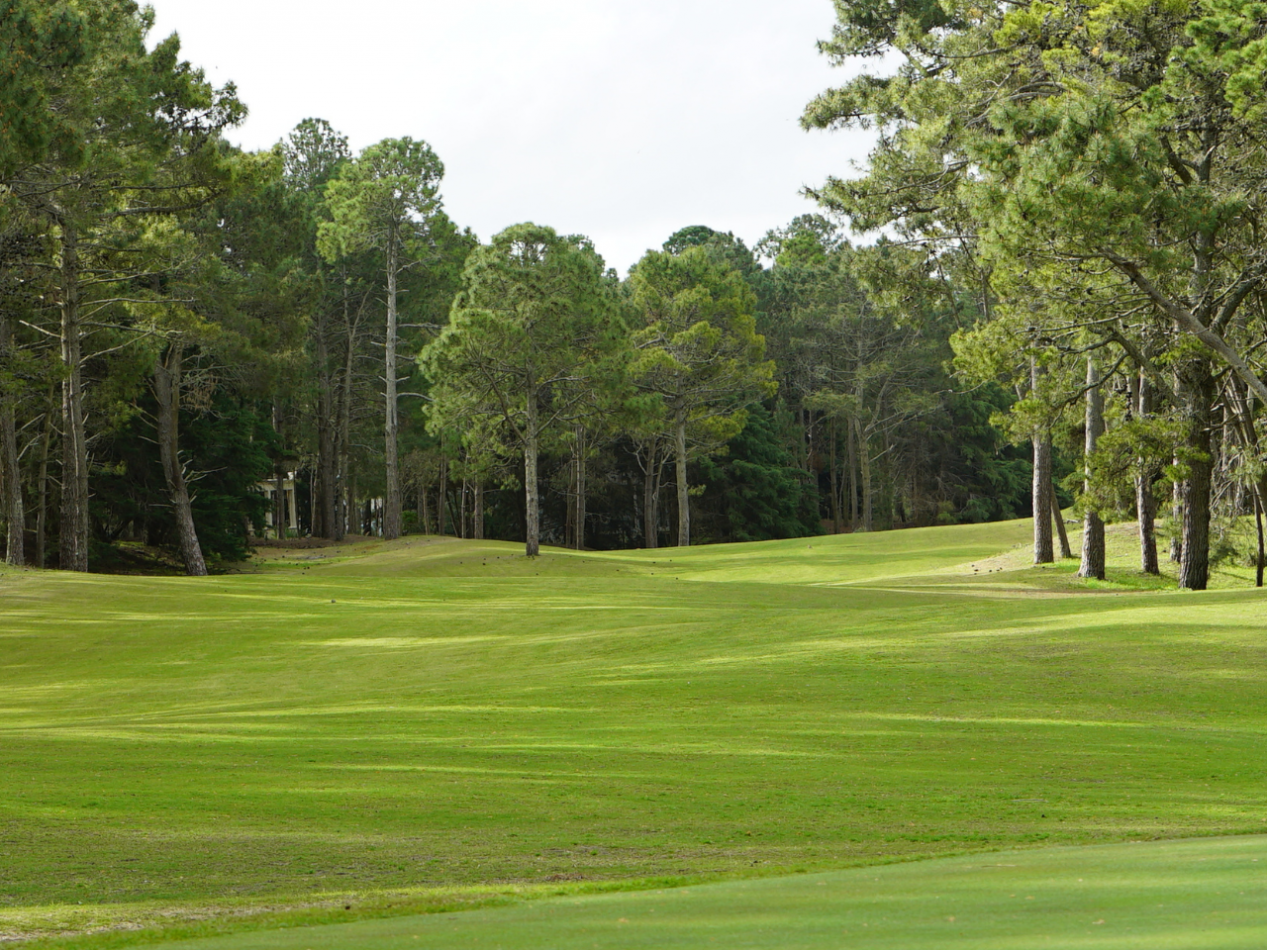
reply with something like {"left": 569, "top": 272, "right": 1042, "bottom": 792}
{"left": 1, "top": 0, "right": 1265, "bottom": 591}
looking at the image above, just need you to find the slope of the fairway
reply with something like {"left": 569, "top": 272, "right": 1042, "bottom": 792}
{"left": 276, "top": 518, "right": 1034, "bottom": 586}
{"left": 2, "top": 518, "right": 1267, "bottom": 946}
{"left": 151, "top": 835, "right": 1267, "bottom": 950}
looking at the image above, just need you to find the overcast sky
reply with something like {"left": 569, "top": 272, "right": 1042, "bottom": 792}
{"left": 148, "top": 0, "right": 873, "bottom": 274}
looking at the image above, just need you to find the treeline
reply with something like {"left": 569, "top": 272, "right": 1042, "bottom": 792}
{"left": 2, "top": 0, "right": 1106, "bottom": 575}
{"left": 801, "top": 0, "right": 1267, "bottom": 589}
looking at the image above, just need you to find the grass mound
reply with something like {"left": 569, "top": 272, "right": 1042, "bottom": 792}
{"left": 1, "top": 518, "right": 1265, "bottom": 946}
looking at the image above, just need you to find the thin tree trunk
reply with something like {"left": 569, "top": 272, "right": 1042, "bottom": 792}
{"left": 1030, "top": 359, "right": 1054, "bottom": 564}
{"left": 154, "top": 343, "right": 207, "bottom": 576}
{"left": 1255, "top": 491, "right": 1265, "bottom": 589}
{"left": 525, "top": 389, "right": 540, "bottom": 557}
{"left": 1051, "top": 487, "right": 1072, "bottom": 559}
{"left": 1169, "top": 477, "right": 1182, "bottom": 563}
{"left": 1177, "top": 356, "right": 1214, "bottom": 590}
{"left": 273, "top": 463, "right": 286, "bottom": 539}
{"left": 334, "top": 296, "right": 356, "bottom": 544}
{"left": 574, "top": 427, "right": 587, "bottom": 551}
{"left": 347, "top": 474, "right": 357, "bottom": 537}
{"left": 855, "top": 417, "right": 873, "bottom": 532}
{"left": 643, "top": 441, "right": 659, "bottom": 549}
{"left": 35, "top": 385, "right": 53, "bottom": 569}
{"left": 847, "top": 418, "right": 858, "bottom": 530}
{"left": 315, "top": 324, "right": 336, "bottom": 540}
{"left": 382, "top": 238, "right": 402, "bottom": 540}
{"left": 1032, "top": 433, "right": 1054, "bottom": 564}
{"left": 1, "top": 313, "right": 24, "bottom": 565}
{"left": 437, "top": 457, "right": 447, "bottom": 537}
{"left": 58, "top": 221, "right": 89, "bottom": 572}
{"left": 674, "top": 412, "right": 690, "bottom": 547}
{"left": 474, "top": 482, "right": 484, "bottom": 540}
{"left": 460, "top": 475, "right": 468, "bottom": 539}
{"left": 829, "top": 418, "right": 841, "bottom": 534}
{"left": 1135, "top": 372, "right": 1160, "bottom": 575}
{"left": 1078, "top": 358, "right": 1105, "bottom": 580}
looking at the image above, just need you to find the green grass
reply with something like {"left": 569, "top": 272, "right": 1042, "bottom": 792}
{"left": 1, "top": 518, "right": 1266, "bottom": 947}
{"left": 149, "top": 835, "right": 1267, "bottom": 949}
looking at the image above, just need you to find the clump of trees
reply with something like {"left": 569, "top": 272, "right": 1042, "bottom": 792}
{"left": 5, "top": 0, "right": 1259, "bottom": 587}
{"left": 803, "top": 0, "right": 1267, "bottom": 589}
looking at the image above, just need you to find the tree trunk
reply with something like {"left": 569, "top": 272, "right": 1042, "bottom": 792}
{"left": 1255, "top": 491, "right": 1265, "bottom": 589}
{"left": 1078, "top": 358, "right": 1105, "bottom": 580}
{"left": 474, "top": 482, "right": 484, "bottom": 540}
{"left": 855, "top": 417, "right": 873, "bottom": 532}
{"left": 1032, "top": 434, "right": 1054, "bottom": 564}
{"left": 347, "top": 474, "right": 357, "bottom": 537}
{"left": 524, "top": 388, "right": 540, "bottom": 557}
{"left": 437, "top": 457, "right": 447, "bottom": 536}
{"left": 382, "top": 238, "right": 403, "bottom": 540}
{"left": 35, "top": 386, "right": 54, "bottom": 569}
{"left": 272, "top": 462, "right": 285, "bottom": 539}
{"left": 334, "top": 298, "right": 356, "bottom": 543}
{"left": 643, "top": 441, "right": 659, "bottom": 549}
{"left": 1177, "top": 356, "right": 1214, "bottom": 590}
{"left": 847, "top": 418, "right": 858, "bottom": 530}
{"left": 154, "top": 344, "right": 208, "bottom": 577}
{"left": 459, "top": 475, "right": 468, "bottom": 539}
{"left": 1030, "top": 359, "right": 1054, "bottom": 564}
{"left": 58, "top": 221, "right": 89, "bottom": 572}
{"left": 574, "top": 427, "right": 587, "bottom": 551}
{"left": 674, "top": 411, "right": 690, "bottom": 547}
{"left": 1169, "top": 477, "right": 1182, "bottom": 562}
{"left": 1, "top": 313, "right": 24, "bottom": 565}
{"left": 1051, "top": 487, "right": 1072, "bottom": 559}
{"left": 829, "top": 418, "right": 842, "bottom": 534}
{"left": 315, "top": 326, "right": 337, "bottom": 540}
{"left": 1135, "top": 372, "right": 1160, "bottom": 575}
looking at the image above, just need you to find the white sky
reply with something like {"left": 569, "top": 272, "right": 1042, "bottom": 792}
{"left": 148, "top": 0, "right": 874, "bottom": 274}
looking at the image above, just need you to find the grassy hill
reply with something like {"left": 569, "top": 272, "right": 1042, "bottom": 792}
{"left": 1, "top": 519, "right": 1265, "bottom": 947}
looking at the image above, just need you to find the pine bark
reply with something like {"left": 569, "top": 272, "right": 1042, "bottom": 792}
{"left": 1030, "top": 360, "right": 1054, "bottom": 564}
{"left": 855, "top": 417, "right": 873, "bottom": 532}
{"left": 58, "top": 221, "right": 89, "bottom": 572}
{"left": 382, "top": 238, "right": 403, "bottom": 540}
{"left": 1177, "top": 356, "right": 1214, "bottom": 590}
{"left": 459, "top": 476, "right": 468, "bottom": 539}
{"left": 437, "top": 457, "right": 447, "bottom": 537}
{"left": 1051, "top": 488, "right": 1072, "bottom": 559}
{"left": 674, "top": 411, "right": 690, "bottom": 547}
{"left": 847, "top": 418, "right": 858, "bottom": 530}
{"left": 575, "top": 455, "right": 587, "bottom": 550}
{"left": 829, "top": 419, "right": 842, "bottom": 534}
{"left": 1135, "top": 372, "right": 1160, "bottom": 575}
{"left": 35, "top": 386, "right": 54, "bottom": 569}
{"left": 643, "top": 441, "right": 660, "bottom": 549}
{"left": 1169, "top": 477, "right": 1182, "bottom": 562}
{"left": 524, "top": 388, "right": 540, "bottom": 557}
{"left": 1255, "top": 493, "right": 1265, "bottom": 589}
{"left": 315, "top": 325, "right": 337, "bottom": 540}
{"left": 154, "top": 344, "right": 207, "bottom": 576}
{"left": 1, "top": 312, "right": 24, "bottom": 566}
{"left": 1, "top": 398, "right": 23, "bottom": 567}
{"left": 334, "top": 291, "right": 357, "bottom": 543}
{"left": 1078, "top": 358, "right": 1105, "bottom": 580}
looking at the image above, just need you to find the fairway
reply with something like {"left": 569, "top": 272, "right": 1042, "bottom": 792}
{"left": 2, "top": 519, "right": 1267, "bottom": 946}
{"left": 152, "top": 835, "right": 1267, "bottom": 950}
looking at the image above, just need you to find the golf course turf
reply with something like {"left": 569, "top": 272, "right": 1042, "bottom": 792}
{"left": 1, "top": 518, "right": 1265, "bottom": 947}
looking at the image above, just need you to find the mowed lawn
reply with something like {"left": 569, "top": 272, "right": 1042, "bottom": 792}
{"left": 1, "top": 519, "right": 1266, "bottom": 946}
